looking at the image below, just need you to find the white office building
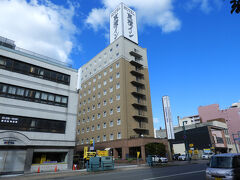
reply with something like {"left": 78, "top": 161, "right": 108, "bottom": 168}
{"left": 0, "top": 36, "right": 78, "bottom": 174}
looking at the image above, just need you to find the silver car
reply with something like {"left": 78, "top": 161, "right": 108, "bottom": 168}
{"left": 206, "top": 153, "right": 240, "bottom": 180}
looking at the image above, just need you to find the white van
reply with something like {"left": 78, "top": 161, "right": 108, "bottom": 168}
{"left": 206, "top": 153, "right": 240, "bottom": 180}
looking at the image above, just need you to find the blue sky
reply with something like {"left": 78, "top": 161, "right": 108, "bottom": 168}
{"left": 0, "top": 0, "right": 239, "bottom": 130}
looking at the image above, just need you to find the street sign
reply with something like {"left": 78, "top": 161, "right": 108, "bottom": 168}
{"left": 194, "top": 150, "right": 198, "bottom": 155}
{"left": 137, "top": 152, "right": 140, "bottom": 158}
{"left": 189, "top": 144, "right": 194, "bottom": 148}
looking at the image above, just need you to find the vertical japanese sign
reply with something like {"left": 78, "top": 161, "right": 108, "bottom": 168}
{"left": 162, "top": 96, "right": 175, "bottom": 140}
{"left": 110, "top": 3, "right": 138, "bottom": 44}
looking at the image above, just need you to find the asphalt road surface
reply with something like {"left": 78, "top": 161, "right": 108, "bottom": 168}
{"left": 48, "top": 163, "right": 207, "bottom": 180}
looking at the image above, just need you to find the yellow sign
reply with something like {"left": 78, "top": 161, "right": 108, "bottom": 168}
{"left": 90, "top": 139, "right": 93, "bottom": 145}
{"left": 189, "top": 144, "right": 194, "bottom": 148}
{"left": 188, "top": 150, "right": 192, "bottom": 154}
{"left": 194, "top": 150, "right": 199, "bottom": 155}
{"left": 137, "top": 152, "right": 140, "bottom": 158}
{"left": 97, "top": 150, "right": 108, "bottom": 157}
{"left": 84, "top": 146, "right": 88, "bottom": 159}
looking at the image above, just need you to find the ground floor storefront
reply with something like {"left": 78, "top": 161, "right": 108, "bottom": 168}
{"left": 75, "top": 138, "right": 170, "bottom": 161}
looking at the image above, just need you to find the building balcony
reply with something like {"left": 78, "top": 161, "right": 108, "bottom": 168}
{"left": 130, "top": 70, "right": 144, "bottom": 78}
{"left": 131, "top": 80, "right": 145, "bottom": 87}
{"left": 131, "top": 91, "right": 146, "bottom": 98}
{"left": 132, "top": 102, "right": 147, "bottom": 110}
{"left": 130, "top": 51, "right": 142, "bottom": 59}
{"left": 133, "top": 128, "right": 149, "bottom": 135}
{"left": 133, "top": 115, "right": 148, "bottom": 122}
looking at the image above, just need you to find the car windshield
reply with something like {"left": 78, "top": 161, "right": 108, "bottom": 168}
{"left": 210, "top": 156, "right": 233, "bottom": 168}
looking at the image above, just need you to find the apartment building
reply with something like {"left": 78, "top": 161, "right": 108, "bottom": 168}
{"left": 0, "top": 37, "right": 78, "bottom": 174}
{"left": 178, "top": 115, "right": 201, "bottom": 126}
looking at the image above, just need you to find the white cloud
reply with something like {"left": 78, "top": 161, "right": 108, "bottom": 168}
{"left": 0, "top": 0, "right": 77, "bottom": 63}
{"left": 186, "top": 0, "right": 223, "bottom": 13}
{"left": 85, "top": 0, "right": 181, "bottom": 34}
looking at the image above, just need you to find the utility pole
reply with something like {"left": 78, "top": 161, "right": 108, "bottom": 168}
{"left": 182, "top": 122, "right": 189, "bottom": 161}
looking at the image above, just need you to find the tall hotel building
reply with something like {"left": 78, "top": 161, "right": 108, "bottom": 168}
{"left": 0, "top": 37, "right": 78, "bottom": 174}
{"left": 75, "top": 3, "right": 165, "bottom": 160}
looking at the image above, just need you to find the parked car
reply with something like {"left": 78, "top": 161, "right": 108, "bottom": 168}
{"left": 152, "top": 155, "right": 168, "bottom": 163}
{"left": 158, "top": 156, "right": 168, "bottom": 163}
{"left": 178, "top": 154, "right": 186, "bottom": 161}
{"left": 173, "top": 153, "right": 181, "bottom": 160}
{"left": 202, "top": 152, "right": 214, "bottom": 160}
{"left": 206, "top": 153, "right": 240, "bottom": 180}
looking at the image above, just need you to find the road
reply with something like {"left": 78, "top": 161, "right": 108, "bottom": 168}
{"left": 48, "top": 163, "right": 207, "bottom": 180}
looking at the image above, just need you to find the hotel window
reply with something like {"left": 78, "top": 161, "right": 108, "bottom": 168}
{"left": 84, "top": 84, "right": 87, "bottom": 88}
{"left": 78, "top": 111, "right": 81, "bottom": 115}
{"left": 92, "top": 95, "right": 95, "bottom": 101}
{"left": 110, "top": 48, "right": 112, "bottom": 52}
{"left": 98, "top": 92, "right": 101, "bottom": 98}
{"left": 79, "top": 102, "right": 82, "bottom": 107}
{"left": 86, "top": 138, "right": 89, "bottom": 144}
{"left": 87, "top": 117, "right": 90, "bottom": 122}
{"left": 103, "top": 80, "right": 107, "bottom": 86}
{"left": 104, "top": 71, "right": 107, "bottom": 76}
{"left": 97, "top": 103, "right": 101, "bottom": 108}
{"left": 116, "top": 52, "right": 119, "bottom": 57}
{"left": 103, "top": 111, "right": 107, "bottom": 117}
{"left": 98, "top": 83, "right": 101, "bottom": 88}
{"left": 83, "top": 109, "right": 85, "bottom": 114}
{"left": 110, "top": 133, "right": 114, "bottom": 140}
{"left": 110, "top": 109, "right": 113, "bottom": 115}
{"left": 103, "top": 100, "right": 107, "bottom": 106}
{"left": 92, "top": 105, "right": 95, "bottom": 110}
{"left": 93, "top": 86, "right": 96, "bottom": 91}
{"left": 81, "top": 139, "right": 84, "bottom": 144}
{"left": 87, "top": 127, "right": 89, "bottom": 132}
{"left": 83, "top": 92, "right": 86, "bottom": 96}
{"left": 109, "top": 87, "right": 113, "bottom": 93}
{"left": 109, "top": 76, "right": 113, "bottom": 82}
{"left": 88, "top": 81, "right": 91, "bottom": 86}
{"left": 98, "top": 74, "right": 101, "bottom": 79}
{"left": 116, "top": 94, "right": 120, "bottom": 100}
{"left": 91, "top": 125, "right": 95, "bottom": 131}
{"left": 103, "top": 90, "right": 107, "bottom": 95}
{"left": 97, "top": 113, "right": 101, "bottom": 119}
{"left": 97, "top": 136, "right": 100, "bottom": 142}
{"left": 88, "top": 98, "right": 90, "bottom": 103}
{"left": 93, "top": 78, "right": 96, "bottom": 82}
{"left": 87, "top": 107, "right": 90, "bottom": 112}
{"left": 116, "top": 62, "right": 119, "bottom": 68}
{"left": 97, "top": 124, "right": 100, "bottom": 130}
{"left": 117, "top": 106, "right": 120, "bottom": 112}
{"left": 109, "top": 66, "right": 113, "bottom": 72}
{"left": 92, "top": 115, "right": 95, "bottom": 121}
{"left": 78, "top": 120, "right": 80, "bottom": 125}
{"left": 117, "top": 119, "right": 121, "bottom": 125}
{"left": 81, "top": 128, "right": 84, "bottom": 134}
{"left": 83, "top": 100, "right": 86, "bottom": 105}
{"left": 88, "top": 89, "right": 91, "bottom": 94}
{"left": 77, "top": 129, "right": 80, "bottom": 135}
{"left": 116, "top": 83, "right": 120, "bottom": 89}
{"left": 82, "top": 118, "right": 85, "bottom": 123}
{"left": 109, "top": 121, "right": 113, "bottom": 127}
{"left": 117, "top": 132, "right": 121, "bottom": 139}
{"left": 109, "top": 97, "right": 113, "bottom": 103}
{"left": 103, "top": 122, "right": 106, "bottom": 128}
{"left": 80, "top": 94, "right": 82, "bottom": 99}
{"left": 103, "top": 135, "right": 106, "bottom": 142}
{"left": 116, "top": 72, "right": 120, "bottom": 78}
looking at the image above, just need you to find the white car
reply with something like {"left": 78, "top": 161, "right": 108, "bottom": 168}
{"left": 202, "top": 153, "right": 214, "bottom": 160}
{"left": 152, "top": 156, "right": 168, "bottom": 163}
{"left": 178, "top": 154, "right": 186, "bottom": 161}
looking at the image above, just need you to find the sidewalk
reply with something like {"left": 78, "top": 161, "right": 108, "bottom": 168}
{"left": 0, "top": 160, "right": 207, "bottom": 180}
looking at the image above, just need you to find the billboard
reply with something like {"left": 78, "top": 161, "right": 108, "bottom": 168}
{"left": 110, "top": 3, "right": 138, "bottom": 44}
{"left": 162, "top": 96, "right": 175, "bottom": 139}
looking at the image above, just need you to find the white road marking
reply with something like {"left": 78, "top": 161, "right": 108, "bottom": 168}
{"left": 143, "top": 170, "right": 205, "bottom": 180}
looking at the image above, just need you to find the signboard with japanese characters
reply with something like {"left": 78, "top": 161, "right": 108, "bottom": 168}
{"left": 110, "top": 3, "right": 138, "bottom": 44}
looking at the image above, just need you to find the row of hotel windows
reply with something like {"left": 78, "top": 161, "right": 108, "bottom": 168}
{"left": 79, "top": 106, "right": 120, "bottom": 117}
{"left": 0, "top": 83, "right": 68, "bottom": 107}
{"left": 0, "top": 114, "right": 66, "bottom": 134}
{"left": 81, "top": 62, "right": 119, "bottom": 82}
{"left": 80, "top": 94, "right": 120, "bottom": 107}
{"left": 80, "top": 132, "right": 122, "bottom": 144}
{"left": 0, "top": 55, "right": 70, "bottom": 85}
{"left": 80, "top": 83, "right": 120, "bottom": 99}
{"left": 78, "top": 119, "right": 121, "bottom": 129}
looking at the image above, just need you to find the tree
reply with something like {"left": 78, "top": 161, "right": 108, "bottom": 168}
{"left": 230, "top": 0, "right": 240, "bottom": 13}
{"left": 145, "top": 143, "right": 166, "bottom": 157}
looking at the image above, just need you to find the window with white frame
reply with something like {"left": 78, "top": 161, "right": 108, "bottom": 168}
{"left": 110, "top": 109, "right": 113, "bottom": 115}
{"left": 88, "top": 89, "right": 91, "bottom": 94}
{"left": 109, "top": 97, "right": 113, "bottom": 103}
{"left": 93, "top": 86, "right": 96, "bottom": 91}
{"left": 79, "top": 111, "right": 81, "bottom": 115}
{"left": 84, "top": 92, "right": 86, "bottom": 96}
{"left": 79, "top": 102, "right": 82, "bottom": 107}
{"left": 117, "top": 118, "right": 121, "bottom": 125}
{"left": 77, "top": 129, "right": 80, "bottom": 135}
{"left": 82, "top": 128, "right": 84, "bottom": 134}
{"left": 103, "top": 90, "right": 107, "bottom": 95}
{"left": 87, "top": 107, "right": 90, "bottom": 112}
{"left": 87, "top": 117, "right": 90, "bottom": 122}
{"left": 103, "top": 122, "right": 106, "bottom": 128}
{"left": 110, "top": 133, "right": 114, "bottom": 140}
{"left": 98, "top": 83, "right": 101, "bottom": 88}
{"left": 97, "top": 124, "right": 100, "bottom": 130}
{"left": 84, "top": 84, "right": 87, "bottom": 88}
{"left": 109, "top": 76, "right": 113, "bottom": 82}
{"left": 104, "top": 71, "right": 107, "bottom": 76}
{"left": 116, "top": 62, "right": 119, "bottom": 68}
{"left": 88, "top": 81, "right": 91, "bottom": 86}
{"left": 82, "top": 118, "right": 85, "bottom": 123}
{"left": 116, "top": 94, "right": 120, "bottom": 100}
{"left": 86, "top": 138, "right": 89, "bottom": 144}
{"left": 116, "top": 83, "right": 120, "bottom": 89}
{"left": 103, "top": 80, "right": 107, "bottom": 86}
{"left": 92, "top": 105, "right": 95, "bottom": 110}
{"left": 91, "top": 125, "right": 95, "bottom": 131}
{"left": 103, "top": 100, "right": 107, "bottom": 106}
{"left": 117, "top": 132, "right": 121, "bottom": 139}
{"left": 103, "top": 135, "right": 106, "bottom": 141}
{"left": 78, "top": 120, "right": 80, "bottom": 125}
{"left": 103, "top": 111, "right": 107, "bottom": 117}
{"left": 117, "top": 106, "right": 120, "bottom": 112}
{"left": 109, "top": 87, "right": 113, "bottom": 93}
{"left": 109, "top": 121, "right": 113, "bottom": 127}
{"left": 98, "top": 74, "right": 101, "bottom": 79}
{"left": 83, "top": 100, "right": 86, "bottom": 105}
{"left": 116, "top": 72, "right": 120, "bottom": 78}
{"left": 92, "top": 95, "right": 95, "bottom": 101}
{"left": 80, "top": 94, "right": 82, "bottom": 99}
{"left": 109, "top": 66, "right": 113, "bottom": 72}
{"left": 93, "top": 78, "right": 96, "bottom": 82}
{"left": 98, "top": 103, "right": 101, "bottom": 108}
{"left": 97, "top": 113, "right": 101, "bottom": 119}
{"left": 116, "top": 52, "right": 119, "bottom": 57}
{"left": 81, "top": 139, "right": 84, "bottom": 144}
{"left": 98, "top": 92, "right": 101, "bottom": 98}
{"left": 87, "top": 127, "right": 89, "bottom": 132}
{"left": 97, "top": 136, "right": 100, "bottom": 142}
{"left": 92, "top": 115, "right": 95, "bottom": 121}
{"left": 88, "top": 98, "right": 90, "bottom": 103}
{"left": 83, "top": 109, "right": 85, "bottom": 114}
